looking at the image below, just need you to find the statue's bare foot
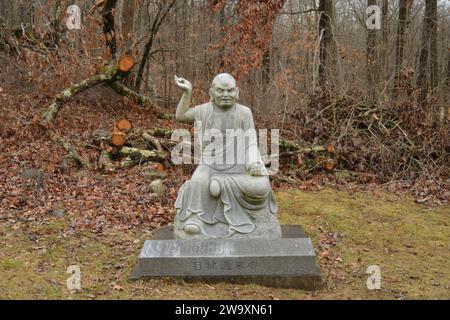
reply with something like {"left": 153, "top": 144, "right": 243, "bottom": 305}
{"left": 184, "top": 223, "right": 200, "bottom": 234}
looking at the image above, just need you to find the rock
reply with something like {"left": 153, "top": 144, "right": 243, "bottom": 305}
{"left": 52, "top": 208, "right": 66, "bottom": 217}
{"left": 148, "top": 193, "right": 160, "bottom": 201}
{"left": 149, "top": 179, "right": 165, "bottom": 196}
{"left": 20, "top": 169, "right": 43, "bottom": 180}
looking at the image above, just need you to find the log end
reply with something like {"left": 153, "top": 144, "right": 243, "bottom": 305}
{"left": 326, "top": 143, "right": 335, "bottom": 154}
{"left": 118, "top": 55, "right": 135, "bottom": 72}
{"left": 112, "top": 130, "right": 126, "bottom": 147}
{"left": 325, "top": 159, "right": 336, "bottom": 172}
{"left": 116, "top": 118, "right": 132, "bottom": 132}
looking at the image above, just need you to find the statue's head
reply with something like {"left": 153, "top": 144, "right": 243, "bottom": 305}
{"left": 209, "top": 73, "right": 239, "bottom": 108}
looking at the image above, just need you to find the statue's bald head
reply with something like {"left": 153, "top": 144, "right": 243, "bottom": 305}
{"left": 209, "top": 73, "right": 239, "bottom": 108}
{"left": 211, "top": 73, "right": 236, "bottom": 88}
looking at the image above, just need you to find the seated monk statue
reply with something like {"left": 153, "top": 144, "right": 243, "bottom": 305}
{"left": 173, "top": 73, "right": 281, "bottom": 240}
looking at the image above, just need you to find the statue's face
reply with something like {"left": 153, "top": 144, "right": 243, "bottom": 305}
{"left": 210, "top": 76, "right": 239, "bottom": 108}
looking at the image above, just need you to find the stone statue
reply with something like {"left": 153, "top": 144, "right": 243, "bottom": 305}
{"left": 173, "top": 73, "right": 281, "bottom": 240}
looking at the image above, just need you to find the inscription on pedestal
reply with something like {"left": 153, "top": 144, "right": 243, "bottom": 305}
{"left": 130, "top": 225, "right": 323, "bottom": 289}
{"left": 144, "top": 240, "right": 229, "bottom": 257}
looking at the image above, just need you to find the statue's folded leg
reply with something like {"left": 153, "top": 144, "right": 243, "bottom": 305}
{"left": 175, "top": 165, "right": 223, "bottom": 236}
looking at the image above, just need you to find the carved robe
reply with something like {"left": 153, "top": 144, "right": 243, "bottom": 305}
{"left": 174, "top": 102, "right": 278, "bottom": 238}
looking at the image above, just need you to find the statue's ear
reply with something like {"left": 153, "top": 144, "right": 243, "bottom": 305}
{"left": 236, "top": 87, "right": 239, "bottom": 101}
{"left": 209, "top": 88, "right": 214, "bottom": 101}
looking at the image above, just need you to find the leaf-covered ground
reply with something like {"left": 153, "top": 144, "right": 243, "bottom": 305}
{"left": 0, "top": 51, "right": 448, "bottom": 300}
{"left": 1, "top": 188, "right": 448, "bottom": 300}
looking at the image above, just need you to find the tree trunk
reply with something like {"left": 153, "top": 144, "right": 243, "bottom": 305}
{"left": 318, "top": 0, "right": 335, "bottom": 90}
{"left": 428, "top": 0, "right": 438, "bottom": 91}
{"left": 366, "top": 0, "right": 378, "bottom": 99}
{"left": 121, "top": 0, "right": 135, "bottom": 53}
{"left": 416, "top": 0, "right": 437, "bottom": 106}
{"left": 261, "top": 12, "right": 272, "bottom": 90}
{"left": 218, "top": 3, "right": 226, "bottom": 69}
{"left": 393, "top": 0, "right": 412, "bottom": 100}
{"left": 102, "top": 0, "right": 118, "bottom": 58}
{"left": 0, "top": 0, "right": 26, "bottom": 29}
{"left": 134, "top": 0, "right": 177, "bottom": 92}
{"left": 444, "top": 51, "right": 450, "bottom": 122}
{"left": 381, "top": 0, "right": 389, "bottom": 82}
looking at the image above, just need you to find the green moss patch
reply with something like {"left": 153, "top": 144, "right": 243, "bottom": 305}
{"left": 0, "top": 188, "right": 448, "bottom": 299}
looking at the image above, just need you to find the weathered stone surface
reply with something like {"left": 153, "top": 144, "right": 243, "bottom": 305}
{"left": 172, "top": 74, "right": 281, "bottom": 240}
{"left": 130, "top": 225, "right": 322, "bottom": 289}
{"left": 153, "top": 224, "right": 306, "bottom": 240}
{"left": 51, "top": 208, "right": 66, "bottom": 217}
{"left": 149, "top": 179, "right": 165, "bottom": 196}
{"left": 20, "top": 169, "right": 43, "bottom": 180}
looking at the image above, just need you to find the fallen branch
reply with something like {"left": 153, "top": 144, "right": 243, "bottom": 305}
{"left": 142, "top": 130, "right": 163, "bottom": 151}
{"left": 55, "top": 137, "right": 93, "bottom": 170}
{"left": 109, "top": 82, "right": 156, "bottom": 108}
{"left": 280, "top": 139, "right": 327, "bottom": 154}
{"left": 119, "top": 146, "right": 167, "bottom": 162}
{"left": 98, "top": 150, "right": 115, "bottom": 172}
{"left": 40, "top": 55, "right": 135, "bottom": 127}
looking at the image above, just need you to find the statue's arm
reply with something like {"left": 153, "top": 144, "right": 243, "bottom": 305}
{"left": 244, "top": 108, "right": 267, "bottom": 176}
{"left": 174, "top": 75, "right": 195, "bottom": 123}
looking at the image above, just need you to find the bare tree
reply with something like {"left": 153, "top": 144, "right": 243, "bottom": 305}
{"left": 416, "top": 0, "right": 437, "bottom": 106}
{"left": 428, "top": 0, "right": 438, "bottom": 91}
{"left": 134, "top": 0, "right": 177, "bottom": 93}
{"left": 318, "top": 0, "right": 335, "bottom": 89}
{"left": 393, "top": 0, "right": 413, "bottom": 99}
{"left": 366, "top": 0, "right": 378, "bottom": 98}
{"left": 381, "top": 0, "right": 389, "bottom": 81}
{"left": 102, "top": 0, "right": 118, "bottom": 58}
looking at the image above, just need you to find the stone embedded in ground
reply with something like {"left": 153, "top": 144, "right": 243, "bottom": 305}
{"left": 149, "top": 179, "right": 165, "bottom": 196}
{"left": 51, "top": 208, "right": 66, "bottom": 217}
{"left": 130, "top": 225, "right": 322, "bottom": 290}
{"left": 20, "top": 169, "right": 43, "bottom": 180}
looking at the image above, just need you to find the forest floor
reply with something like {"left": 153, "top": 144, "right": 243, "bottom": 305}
{"left": 1, "top": 188, "right": 449, "bottom": 300}
{"left": 0, "top": 52, "right": 449, "bottom": 300}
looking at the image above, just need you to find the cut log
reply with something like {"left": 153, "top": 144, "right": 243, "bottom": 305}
{"left": 140, "top": 162, "right": 168, "bottom": 180}
{"left": 118, "top": 55, "right": 135, "bottom": 72}
{"left": 116, "top": 119, "right": 132, "bottom": 132}
{"left": 119, "top": 146, "right": 167, "bottom": 163}
{"left": 326, "top": 143, "right": 335, "bottom": 154}
{"left": 119, "top": 156, "right": 137, "bottom": 169}
{"left": 325, "top": 159, "right": 336, "bottom": 171}
{"left": 155, "top": 162, "right": 165, "bottom": 172}
{"left": 111, "top": 130, "right": 126, "bottom": 147}
{"left": 280, "top": 139, "right": 327, "bottom": 154}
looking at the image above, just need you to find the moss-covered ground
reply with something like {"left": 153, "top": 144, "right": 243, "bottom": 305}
{"left": 0, "top": 188, "right": 448, "bottom": 299}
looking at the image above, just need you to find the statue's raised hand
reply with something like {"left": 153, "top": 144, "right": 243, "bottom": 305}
{"left": 174, "top": 75, "right": 192, "bottom": 93}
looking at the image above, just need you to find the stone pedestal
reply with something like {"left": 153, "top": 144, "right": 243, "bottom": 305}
{"left": 129, "top": 225, "right": 322, "bottom": 290}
